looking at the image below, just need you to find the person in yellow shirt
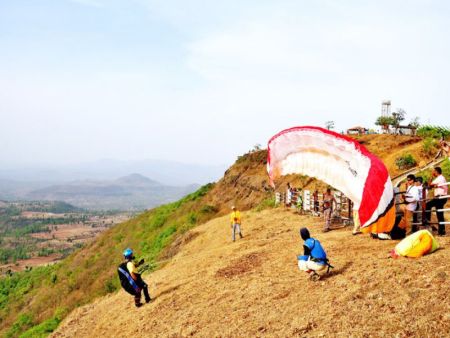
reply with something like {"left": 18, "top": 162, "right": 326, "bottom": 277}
{"left": 120, "top": 248, "right": 151, "bottom": 307}
{"left": 230, "top": 206, "right": 243, "bottom": 241}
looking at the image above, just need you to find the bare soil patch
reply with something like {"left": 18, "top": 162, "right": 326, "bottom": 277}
{"left": 215, "top": 252, "right": 265, "bottom": 278}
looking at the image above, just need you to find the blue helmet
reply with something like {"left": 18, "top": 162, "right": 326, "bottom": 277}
{"left": 123, "top": 248, "right": 133, "bottom": 259}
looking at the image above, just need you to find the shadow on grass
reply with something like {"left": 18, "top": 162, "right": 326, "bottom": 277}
{"left": 319, "top": 261, "right": 353, "bottom": 280}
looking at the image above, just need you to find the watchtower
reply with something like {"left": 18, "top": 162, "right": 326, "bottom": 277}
{"left": 381, "top": 100, "right": 391, "bottom": 117}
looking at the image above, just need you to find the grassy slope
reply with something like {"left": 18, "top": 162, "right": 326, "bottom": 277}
{"left": 1, "top": 134, "right": 447, "bottom": 337}
{"left": 53, "top": 209, "right": 450, "bottom": 337}
{"left": 0, "top": 151, "right": 269, "bottom": 337}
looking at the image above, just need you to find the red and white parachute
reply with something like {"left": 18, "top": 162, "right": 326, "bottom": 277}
{"left": 267, "top": 126, "right": 395, "bottom": 233}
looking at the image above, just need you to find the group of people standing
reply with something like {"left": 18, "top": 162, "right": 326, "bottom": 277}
{"left": 399, "top": 166, "right": 448, "bottom": 237}
{"left": 287, "top": 185, "right": 337, "bottom": 232}
{"left": 285, "top": 183, "right": 304, "bottom": 212}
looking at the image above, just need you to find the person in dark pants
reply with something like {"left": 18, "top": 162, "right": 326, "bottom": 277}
{"left": 425, "top": 167, "right": 448, "bottom": 236}
{"left": 313, "top": 190, "right": 319, "bottom": 213}
{"left": 412, "top": 176, "right": 424, "bottom": 232}
{"left": 123, "top": 248, "right": 151, "bottom": 307}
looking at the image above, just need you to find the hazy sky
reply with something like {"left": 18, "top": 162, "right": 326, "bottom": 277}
{"left": 1, "top": 0, "right": 450, "bottom": 168}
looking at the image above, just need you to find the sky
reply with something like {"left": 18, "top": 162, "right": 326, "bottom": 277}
{"left": 1, "top": 0, "right": 450, "bottom": 168}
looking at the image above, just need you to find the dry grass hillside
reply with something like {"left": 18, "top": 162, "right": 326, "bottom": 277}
{"left": 53, "top": 209, "right": 450, "bottom": 337}
{"left": 3, "top": 134, "right": 448, "bottom": 337}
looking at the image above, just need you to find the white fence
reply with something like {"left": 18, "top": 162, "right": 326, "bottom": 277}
{"left": 275, "top": 189, "right": 354, "bottom": 225}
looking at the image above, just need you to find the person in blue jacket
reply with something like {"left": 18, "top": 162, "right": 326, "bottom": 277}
{"left": 297, "top": 227, "right": 332, "bottom": 277}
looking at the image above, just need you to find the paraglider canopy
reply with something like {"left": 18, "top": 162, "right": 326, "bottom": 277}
{"left": 267, "top": 126, "right": 395, "bottom": 233}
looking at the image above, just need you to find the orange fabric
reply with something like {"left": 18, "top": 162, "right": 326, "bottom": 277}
{"left": 361, "top": 204, "right": 396, "bottom": 234}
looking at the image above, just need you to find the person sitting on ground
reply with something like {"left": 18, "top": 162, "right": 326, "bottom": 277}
{"left": 118, "top": 248, "right": 151, "bottom": 307}
{"left": 398, "top": 174, "right": 420, "bottom": 235}
{"left": 297, "top": 228, "right": 331, "bottom": 276}
{"left": 322, "top": 188, "right": 337, "bottom": 232}
{"left": 230, "top": 206, "right": 243, "bottom": 241}
{"left": 425, "top": 167, "right": 448, "bottom": 236}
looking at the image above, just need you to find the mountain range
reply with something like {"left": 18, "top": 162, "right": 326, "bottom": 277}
{"left": 0, "top": 159, "right": 227, "bottom": 186}
{"left": 0, "top": 173, "right": 200, "bottom": 211}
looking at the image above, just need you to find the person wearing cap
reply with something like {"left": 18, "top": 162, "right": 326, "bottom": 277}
{"left": 122, "top": 248, "right": 151, "bottom": 307}
{"left": 297, "top": 227, "right": 330, "bottom": 276}
{"left": 230, "top": 206, "right": 243, "bottom": 241}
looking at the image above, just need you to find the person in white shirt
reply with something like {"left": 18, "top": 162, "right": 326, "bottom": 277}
{"left": 425, "top": 167, "right": 448, "bottom": 236}
{"left": 412, "top": 177, "right": 425, "bottom": 232}
{"left": 399, "top": 174, "right": 420, "bottom": 234}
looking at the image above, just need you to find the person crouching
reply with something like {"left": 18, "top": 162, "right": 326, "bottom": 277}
{"left": 297, "top": 228, "right": 331, "bottom": 278}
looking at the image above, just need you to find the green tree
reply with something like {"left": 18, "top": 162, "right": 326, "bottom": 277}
{"left": 375, "top": 116, "right": 395, "bottom": 133}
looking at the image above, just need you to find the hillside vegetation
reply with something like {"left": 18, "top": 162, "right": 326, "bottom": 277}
{"left": 52, "top": 209, "right": 450, "bottom": 337}
{"left": 1, "top": 134, "right": 448, "bottom": 337}
{"left": 0, "top": 150, "right": 270, "bottom": 337}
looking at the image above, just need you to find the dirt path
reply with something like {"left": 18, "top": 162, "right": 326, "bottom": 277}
{"left": 52, "top": 208, "right": 450, "bottom": 337}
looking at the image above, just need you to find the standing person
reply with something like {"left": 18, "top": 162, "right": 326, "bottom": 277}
{"left": 286, "top": 183, "right": 292, "bottom": 208}
{"left": 425, "top": 167, "right": 448, "bottom": 236}
{"left": 118, "top": 248, "right": 151, "bottom": 307}
{"left": 230, "top": 206, "right": 243, "bottom": 241}
{"left": 322, "top": 188, "right": 336, "bottom": 232}
{"left": 399, "top": 174, "right": 420, "bottom": 234}
{"left": 313, "top": 190, "right": 319, "bottom": 213}
{"left": 412, "top": 176, "right": 424, "bottom": 232}
{"left": 296, "top": 189, "right": 303, "bottom": 214}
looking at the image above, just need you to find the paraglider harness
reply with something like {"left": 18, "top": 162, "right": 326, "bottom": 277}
{"left": 118, "top": 262, "right": 141, "bottom": 295}
{"left": 118, "top": 258, "right": 153, "bottom": 294}
{"left": 308, "top": 239, "right": 334, "bottom": 274}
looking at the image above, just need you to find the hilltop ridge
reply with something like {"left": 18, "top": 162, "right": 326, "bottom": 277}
{"left": 2, "top": 134, "right": 448, "bottom": 337}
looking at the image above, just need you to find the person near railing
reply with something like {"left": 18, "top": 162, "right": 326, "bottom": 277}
{"left": 399, "top": 174, "right": 420, "bottom": 235}
{"left": 323, "top": 188, "right": 336, "bottom": 232}
{"left": 296, "top": 189, "right": 303, "bottom": 214}
{"left": 313, "top": 190, "right": 319, "bottom": 213}
{"left": 425, "top": 167, "right": 448, "bottom": 236}
{"left": 285, "top": 183, "right": 292, "bottom": 208}
{"left": 411, "top": 176, "right": 425, "bottom": 232}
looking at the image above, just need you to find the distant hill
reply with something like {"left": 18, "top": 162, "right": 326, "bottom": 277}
{"left": 0, "top": 159, "right": 227, "bottom": 186}
{"left": 25, "top": 173, "right": 200, "bottom": 211}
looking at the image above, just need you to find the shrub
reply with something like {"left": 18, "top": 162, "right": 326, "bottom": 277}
{"left": 255, "top": 196, "right": 276, "bottom": 212}
{"left": 417, "top": 125, "right": 450, "bottom": 138}
{"left": 200, "top": 205, "right": 218, "bottom": 214}
{"left": 104, "top": 278, "right": 117, "bottom": 294}
{"left": 395, "top": 154, "right": 417, "bottom": 169}
{"left": 422, "top": 137, "right": 438, "bottom": 156}
{"left": 6, "top": 313, "right": 34, "bottom": 338}
{"left": 442, "top": 158, "right": 450, "bottom": 179}
{"left": 187, "top": 212, "right": 197, "bottom": 225}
